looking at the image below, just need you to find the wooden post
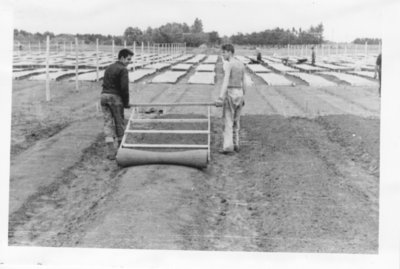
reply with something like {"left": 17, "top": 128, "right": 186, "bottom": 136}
{"left": 75, "top": 37, "right": 79, "bottom": 92}
{"left": 38, "top": 40, "right": 41, "bottom": 53}
{"left": 141, "top": 41, "right": 144, "bottom": 57}
{"left": 124, "top": 40, "right": 127, "bottom": 48}
{"left": 45, "top": 35, "right": 50, "bottom": 101}
{"left": 112, "top": 39, "right": 115, "bottom": 60}
{"left": 133, "top": 41, "right": 136, "bottom": 54}
{"left": 96, "top": 38, "right": 99, "bottom": 82}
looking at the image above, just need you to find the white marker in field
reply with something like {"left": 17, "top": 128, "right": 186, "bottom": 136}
{"left": 96, "top": 38, "right": 99, "bottom": 82}
{"left": 75, "top": 37, "right": 79, "bottom": 92}
{"left": 112, "top": 39, "right": 115, "bottom": 60}
{"left": 45, "top": 35, "right": 50, "bottom": 101}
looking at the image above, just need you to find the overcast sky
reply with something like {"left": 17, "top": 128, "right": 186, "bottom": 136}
{"left": 12, "top": 0, "right": 392, "bottom": 42}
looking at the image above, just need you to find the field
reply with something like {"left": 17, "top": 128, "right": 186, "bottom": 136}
{"left": 8, "top": 47, "right": 380, "bottom": 253}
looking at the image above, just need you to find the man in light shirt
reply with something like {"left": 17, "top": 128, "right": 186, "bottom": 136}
{"left": 215, "top": 44, "right": 246, "bottom": 154}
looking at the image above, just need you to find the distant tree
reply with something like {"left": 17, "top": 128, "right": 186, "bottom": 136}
{"left": 159, "top": 23, "right": 185, "bottom": 43}
{"left": 43, "top": 31, "right": 55, "bottom": 38}
{"left": 208, "top": 31, "right": 221, "bottom": 45}
{"left": 353, "top": 38, "right": 381, "bottom": 44}
{"left": 124, "top": 27, "right": 143, "bottom": 44}
{"left": 229, "top": 23, "right": 324, "bottom": 46}
{"left": 184, "top": 33, "right": 208, "bottom": 47}
{"left": 182, "top": 23, "right": 190, "bottom": 33}
{"left": 191, "top": 18, "right": 203, "bottom": 33}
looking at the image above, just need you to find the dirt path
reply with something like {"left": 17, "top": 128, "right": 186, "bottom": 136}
{"left": 73, "top": 115, "right": 379, "bottom": 253}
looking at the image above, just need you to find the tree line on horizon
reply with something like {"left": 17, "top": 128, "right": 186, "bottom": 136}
{"left": 13, "top": 18, "right": 381, "bottom": 47}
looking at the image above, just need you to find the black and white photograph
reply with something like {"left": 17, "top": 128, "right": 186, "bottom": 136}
{"left": 0, "top": 0, "right": 399, "bottom": 268}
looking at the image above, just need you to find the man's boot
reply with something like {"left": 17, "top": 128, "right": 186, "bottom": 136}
{"left": 106, "top": 142, "right": 116, "bottom": 160}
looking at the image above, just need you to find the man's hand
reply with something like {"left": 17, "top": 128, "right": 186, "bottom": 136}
{"left": 215, "top": 97, "right": 224, "bottom": 107}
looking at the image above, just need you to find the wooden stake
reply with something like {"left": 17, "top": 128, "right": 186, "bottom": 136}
{"left": 96, "top": 38, "right": 99, "bottom": 82}
{"left": 45, "top": 35, "right": 50, "bottom": 101}
{"left": 75, "top": 37, "right": 79, "bottom": 92}
{"left": 112, "top": 39, "right": 115, "bottom": 60}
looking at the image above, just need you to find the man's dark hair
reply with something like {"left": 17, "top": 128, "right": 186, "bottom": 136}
{"left": 118, "top": 49, "right": 134, "bottom": 59}
{"left": 222, "top": 44, "right": 235, "bottom": 54}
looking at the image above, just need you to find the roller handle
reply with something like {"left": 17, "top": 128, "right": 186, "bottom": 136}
{"left": 128, "top": 102, "right": 217, "bottom": 107}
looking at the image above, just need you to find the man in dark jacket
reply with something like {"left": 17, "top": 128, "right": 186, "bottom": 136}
{"left": 101, "top": 48, "right": 133, "bottom": 159}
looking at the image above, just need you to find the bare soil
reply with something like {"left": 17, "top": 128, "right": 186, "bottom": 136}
{"left": 8, "top": 55, "right": 380, "bottom": 253}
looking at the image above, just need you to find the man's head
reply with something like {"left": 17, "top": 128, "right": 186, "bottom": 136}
{"left": 221, "top": 44, "right": 235, "bottom": 61}
{"left": 118, "top": 49, "right": 134, "bottom": 66}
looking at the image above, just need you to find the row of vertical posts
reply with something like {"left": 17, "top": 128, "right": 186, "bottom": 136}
{"left": 284, "top": 42, "right": 379, "bottom": 60}
{"left": 20, "top": 40, "right": 187, "bottom": 58}
{"left": 35, "top": 37, "right": 187, "bottom": 102}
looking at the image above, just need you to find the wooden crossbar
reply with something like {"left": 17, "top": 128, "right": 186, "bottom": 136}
{"left": 130, "top": 102, "right": 215, "bottom": 107}
{"left": 123, "top": 143, "right": 209, "bottom": 149}
{"left": 131, "top": 118, "right": 208, "bottom": 123}
{"left": 125, "top": 130, "right": 209, "bottom": 134}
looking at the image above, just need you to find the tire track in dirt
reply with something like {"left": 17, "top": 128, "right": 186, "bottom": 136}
{"left": 274, "top": 86, "right": 350, "bottom": 117}
{"left": 178, "top": 115, "right": 378, "bottom": 252}
{"left": 288, "top": 117, "right": 379, "bottom": 219}
{"left": 304, "top": 87, "right": 378, "bottom": 117}
{"left": 314, "top": 116, "right": 379, "bottom": 177}
{"left": 11, "top": 81, "right": 103, "bottom": 158}
{"left": 9, "top": 134, "right": 124, "bottom": 246}
{"left": 238, "top": 116, "right": 378, "bottom": 253}
{"left": 313, "top": 86, "right": 380, "bottom": 115}
{"left": 243, "top": 72, "right": 277, "bottom": 114}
